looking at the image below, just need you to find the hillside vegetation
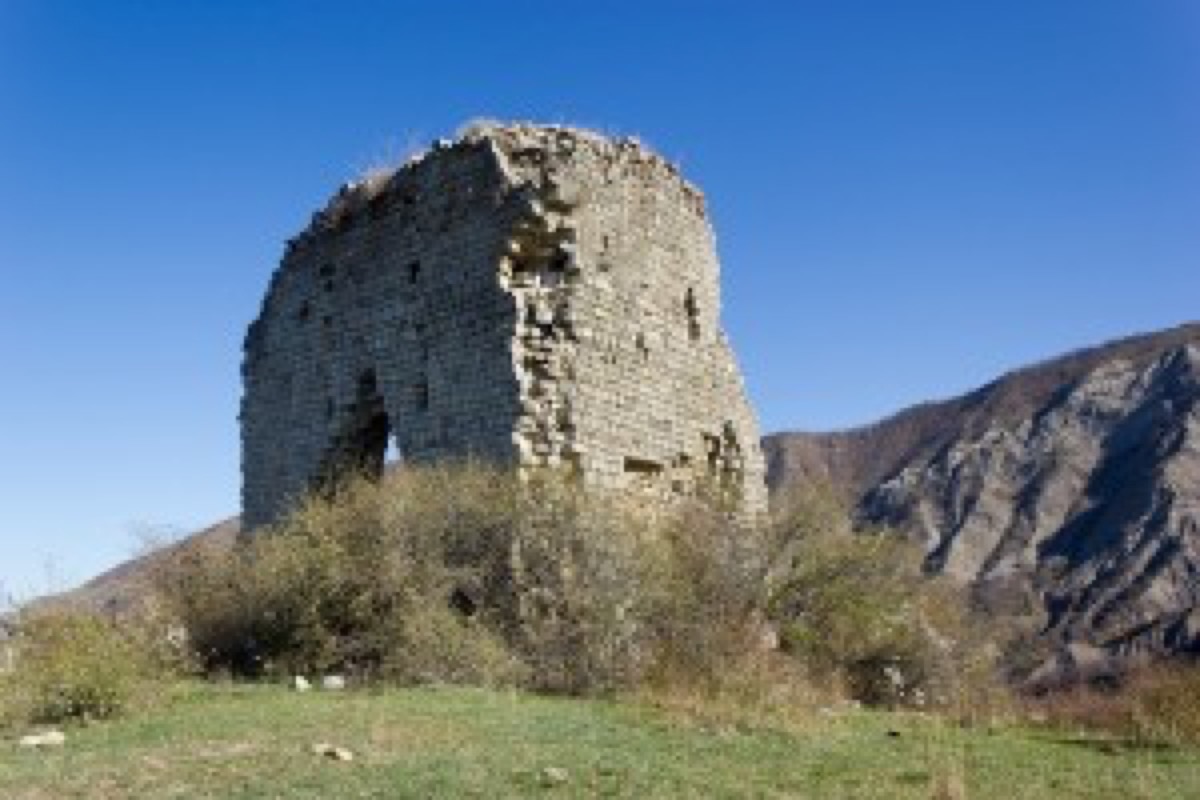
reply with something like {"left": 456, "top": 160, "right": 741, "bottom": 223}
{"left": 5, "top": 464, "right": 1200, "bottom": 796}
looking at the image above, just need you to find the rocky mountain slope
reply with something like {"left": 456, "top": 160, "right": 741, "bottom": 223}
{"left": 766, "top": 322, "right": 1200, "bottom": 668}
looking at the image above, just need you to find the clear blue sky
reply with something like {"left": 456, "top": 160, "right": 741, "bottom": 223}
{"left": 1, "top": 1, "right": 1197, "bottom": 597}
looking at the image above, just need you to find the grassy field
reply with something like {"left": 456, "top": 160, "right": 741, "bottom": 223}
{"left": 2, "top": 683, "right": 1198, "bottom": 798}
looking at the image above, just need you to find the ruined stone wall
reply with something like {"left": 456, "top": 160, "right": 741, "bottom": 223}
{"left": 242, "top": 123, "right": 766, "bottom": 529}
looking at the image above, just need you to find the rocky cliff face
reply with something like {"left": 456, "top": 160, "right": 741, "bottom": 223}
{"left": 766, "top": 323, "right": 1200, "bottom": 666}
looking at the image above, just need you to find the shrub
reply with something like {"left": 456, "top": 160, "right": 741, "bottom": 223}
{"left": 379, "top": 601, "right": 526, "bottom": 687}
{"left": 769, "top": 526, "right": 925, "bottom": 704}
{"left": 1027, "top": 663, "right": 1200, "bottom": 745}
{"left": 643, "top": 501, "right": 774, "bottom": 686}
{"left": 1130, "top": 665, "right": 1200, "bottom": 743}
{"left": 158, "top": 464, "right": 524, "bottom": 682}
{"left": 767, "top": 489, "right": 998, "bottom": 709}
{"left": 507, "top": 479, "right": 660, "bottom": 693}
{"left": 1, "top": 610, "right": 171, "bottom": 726}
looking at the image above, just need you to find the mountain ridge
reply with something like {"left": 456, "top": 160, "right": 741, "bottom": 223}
{"left": 766, "top": 322, "right": 1200, "bottom": 498}
{"left": 767, "top": 321, "right": 1200, "bottom": 673}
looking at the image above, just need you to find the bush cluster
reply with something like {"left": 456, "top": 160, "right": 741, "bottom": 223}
{"left": 156, "top": 465, "right": 772, "bottom": 695}
{"left": 151, "top": 465, "right": 1002, "bottom": 710}
{"left": 30, "top": 463, "right": 1200, "bottom": 742}
{"left": 1, "top": 609, "right": 178, "bottom": 726}
{"left": 158, "top": 465, "right": 523, "bottom": 685}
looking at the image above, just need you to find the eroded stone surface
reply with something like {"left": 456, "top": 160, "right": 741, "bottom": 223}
{"left": 241, "top": 123, "right": 766, "bottom": 528}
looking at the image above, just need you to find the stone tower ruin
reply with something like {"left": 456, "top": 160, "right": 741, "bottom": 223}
{"left": 241, "top": 123, "right": 766, "bottom": 529}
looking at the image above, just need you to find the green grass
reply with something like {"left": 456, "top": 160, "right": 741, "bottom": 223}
{"left": 2, "top": 683, "right": 1198, "bottom": 798}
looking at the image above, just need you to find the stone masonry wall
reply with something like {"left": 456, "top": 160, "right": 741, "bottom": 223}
{"left": 242, "top": 123, "right": 766, "bottom": 529}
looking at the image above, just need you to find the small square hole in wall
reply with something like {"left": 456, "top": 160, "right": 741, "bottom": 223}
{"left": 408, "top": 261, "right": 421, "bottom": 284}
{"left": 685, "top": 288, "right": 701, "bottom": 341}
{"left": 636, "top": 333, "right": 650, "bottom": 362}
{"left": 450, "top": 587, "right": 477, "bottom": 618}
{"left": 624, "top": 456, "right": 663, "bottom": 476}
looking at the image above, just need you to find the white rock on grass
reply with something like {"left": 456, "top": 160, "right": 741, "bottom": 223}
{"left": 292, "top": 676, "right": 312, "bottom": 692}
{"left": 321, "top": 675, "right": 346, "bottom": 691}
{"left": 19, "top": 731, "right": 66, "bottom": 748}
{"left": 539, "top": 766, "right": 569, "bottom": 786}
{"left": 311, "top": 742, "right": 354, "bottom": 762}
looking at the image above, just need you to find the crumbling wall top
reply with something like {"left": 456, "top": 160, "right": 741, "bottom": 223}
{"left": 288, "top": 122, "right": 706, "bottom": 252}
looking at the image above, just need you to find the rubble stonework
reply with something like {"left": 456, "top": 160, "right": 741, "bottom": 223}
{"left": 241, "top": 123, "right": 767, "bottom": 528}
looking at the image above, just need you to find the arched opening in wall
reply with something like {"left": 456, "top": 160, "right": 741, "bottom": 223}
{"left": 318, "top": 368, "right": 397, "bottom": 492}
